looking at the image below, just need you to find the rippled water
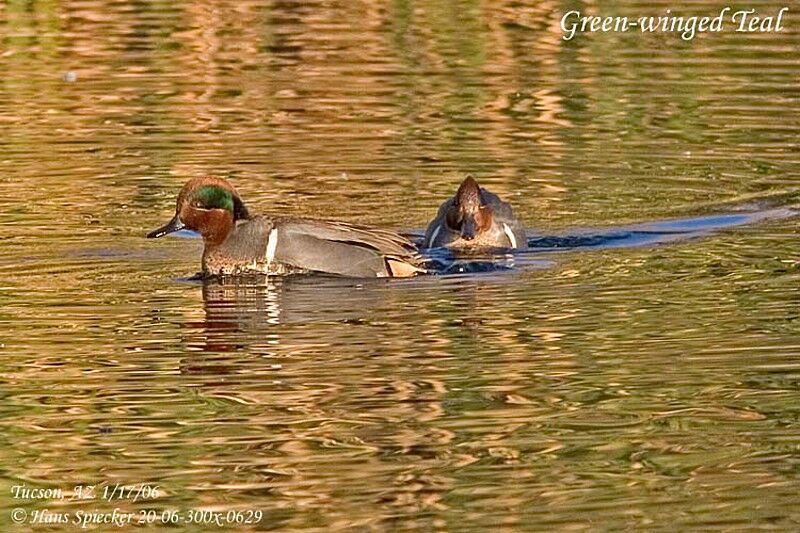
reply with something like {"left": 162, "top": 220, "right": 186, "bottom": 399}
{"left": 2, "top": 0, "right": 800, "bottom": 530}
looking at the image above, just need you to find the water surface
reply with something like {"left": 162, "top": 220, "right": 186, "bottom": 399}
{"left": 1, "top": 0, "right": 799, "bottom": 530}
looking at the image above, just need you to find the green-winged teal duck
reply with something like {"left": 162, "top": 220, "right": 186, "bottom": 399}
{"left": 147, "top": 177, "right": 425, "bottom": 278}
{"left": 423, "top": 176, "right": 526, "bottom": 250}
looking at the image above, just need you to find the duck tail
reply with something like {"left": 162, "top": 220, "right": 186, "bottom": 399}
{"left": 385, "top": 257, "right": 427, "bottom": 277}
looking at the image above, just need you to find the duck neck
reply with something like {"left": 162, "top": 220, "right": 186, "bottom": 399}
{"left": 197, "top": 210, "right": 235, "bottom": 247}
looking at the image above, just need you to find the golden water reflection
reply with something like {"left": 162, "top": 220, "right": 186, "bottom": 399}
{"left": 1, "top": 0, "right": 799, "bottom": 530}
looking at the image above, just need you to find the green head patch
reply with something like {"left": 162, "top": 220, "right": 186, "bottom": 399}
{"left": 194, "top": 185, "right": 234, "bottom": 211}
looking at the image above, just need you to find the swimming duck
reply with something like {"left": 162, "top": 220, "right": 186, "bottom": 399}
{"left": 423, "top": 176, "right": 526, "bottom": 250}
{"left": 147, "top": 177, "right": 425, "bottom": 278}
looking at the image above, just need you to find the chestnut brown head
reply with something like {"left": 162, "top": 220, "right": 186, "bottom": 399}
{"left": 147, "top": 177, "right": 250, "bottom": 245}
{"left": 445, "top": 175, "right": 493, "bottom": 241}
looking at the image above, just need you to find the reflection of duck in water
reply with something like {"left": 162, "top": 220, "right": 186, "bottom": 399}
{"left": 200, "top": 276, "right": 395, "bottom": 331}
{"left": 148, "top": 177, "right": 426, "bottom": 278}
{"left": 423, "top": 176, "right": 526, "bottom": 251}
{"left": 190, "top": 277, "right": 387, "bottom": 358}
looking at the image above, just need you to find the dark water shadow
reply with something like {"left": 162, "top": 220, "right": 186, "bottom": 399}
{"left": 524, "top": 208, "right": 797, "bottom": 252}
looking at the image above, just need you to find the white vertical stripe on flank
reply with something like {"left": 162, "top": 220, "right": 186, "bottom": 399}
{"left": 502, "top": 223, "right": 517, "bottom": 248}
{"left": 427, "top": 224, "right": 442, "bottom": 248}
{"left": 266, "top": 228, "right": 278, "bottom": 264}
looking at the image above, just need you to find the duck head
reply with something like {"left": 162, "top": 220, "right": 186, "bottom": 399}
{"left": 147, "top": 177, "right": 250, "bottom": 245}
{"left": 445, "top": 175, "right": 493, "bottom": 241}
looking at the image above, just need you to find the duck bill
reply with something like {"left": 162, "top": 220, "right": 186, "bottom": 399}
{"left": 147, "top": 215, "right": 185, "bottom": 238}
{"left": 461, "top": 217, "right": 477, "bottom": 240}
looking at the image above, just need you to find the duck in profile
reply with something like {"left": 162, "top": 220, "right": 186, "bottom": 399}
{"left": 423, "top": 175, "right": 526, "bottom": 250}
{"left": 147, "top": 177, "right": 425, "bottom": 278}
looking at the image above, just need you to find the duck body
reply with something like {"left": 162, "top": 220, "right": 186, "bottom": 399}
{"left": 203, "top": 216, "right": 423, "bottom": 277}
{"left": 423, "top": 176, "right": 526, "bottom": 251}
{"left": 148, "top": 177, "right": 424, "bottom": 278}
